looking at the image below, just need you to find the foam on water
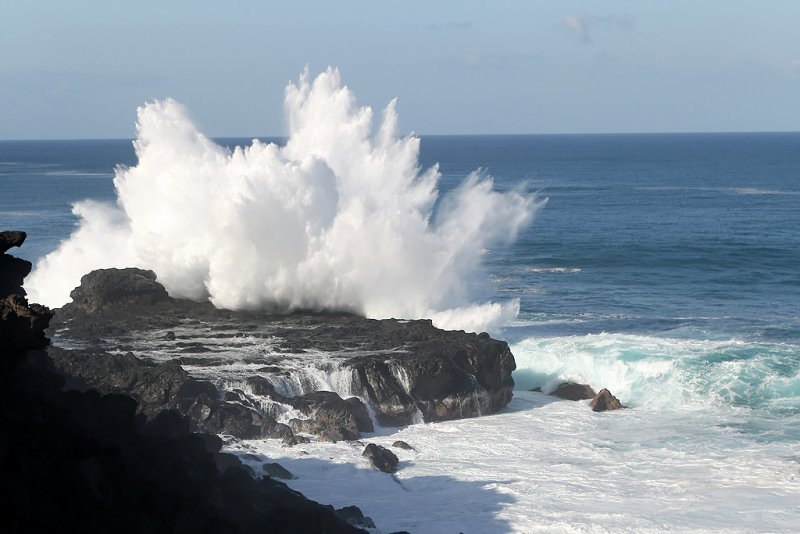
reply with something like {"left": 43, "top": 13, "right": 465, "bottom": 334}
{"left": 511, "top": 333, "right": 800, "bottom": 421}
{"left": 228, "top": 391, "right": 800, "bottom": 533}
{"left": 25, "top": 68, "right": 539, "bottom": 333}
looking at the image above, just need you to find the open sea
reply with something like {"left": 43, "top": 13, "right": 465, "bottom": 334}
{"left": 2, "top": 132, "right": 799, "bottom": 532}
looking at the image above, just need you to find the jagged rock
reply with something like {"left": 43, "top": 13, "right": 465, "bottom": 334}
{"left": 1, "top": 294, "right": 52, "bottom": 351}
{"left": 362, "top": 443, "right": 399, "bottom": 474}
{"left": 590, "top": 388, "right": 624, "bottom": 412}
{"left": 0, "top": 238, "right": 363, "bottom": 534}
{"left": 0, "top": 230, "right": 26, "bottom": 253}
{"left": 263, "top": 462, "right": 294, "bottom": 480}
{"left": 260, "top": 418, "right": 294, "bottom": 440}
{"left": 46, "top": 346, "right": 285, "bottom": 441}
{"left": 51, "top": 267, "right": 518, "bottom": 438}
{"left": 551, "top": 382, "right": 596, "bottom": 401}
{"left": 203, "top": 402, "right": 263, "bottom": 439}
{"left": 336, "top": 506, "right": 376, "bottom": 530}
{"left": 392, "top": 440, "right": 414, "bottom": 451}
{"left": 287, "top": 391, "right": 373, "bottom": 440}
{"left": 0, "top": 255, "right": 31, "bottom": 297}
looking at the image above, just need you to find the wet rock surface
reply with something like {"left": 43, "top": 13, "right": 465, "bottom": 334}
{"left": 590, "top": 388, "right": 625, "bottom": 412}
{"left": 0, "top": 231, "right": 364, "bottom": 533}
{"left": 551, "top": 382, "right": 596, "bottom": 401}
{"left": 362, "top": 443, "right": 400, "bottom": 473}
{"left": 49, "top": 267, "right": 516, "bottom": 440}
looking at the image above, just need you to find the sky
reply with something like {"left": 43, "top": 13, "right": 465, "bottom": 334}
{"left": 1, "top": 0, "right": 799, "bottom": 139}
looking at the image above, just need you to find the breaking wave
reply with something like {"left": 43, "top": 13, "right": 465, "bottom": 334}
{"left": 26, "top": 68, "right": 540, "bottom": 333}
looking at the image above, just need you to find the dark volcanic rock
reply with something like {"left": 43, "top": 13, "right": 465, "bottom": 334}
{"left": 0, "top": 231, "right": 32, "bottom": 297}
{"left": 50, "top": 267, "right": 518, "bottom": 436}
{"left": 336, "top": 506, "right": 377, "bottom": 530}
{"left": 46, "top": 346, "right": 278, "bottom": 440}
{"left": 392, "top": 440, "right": 414, "bottom": 451}
{"left": 551, "top": 382, "right": 596, "bottom": 401}
{"left": 362, "top": 443, "right": 399, "bottom": 474}
{"left": 1, "top": 238, "right": 363, "bottom": 534}
{"left": 0, "top": 230, "right": 27, "bottom": 253}
{"left": 1, "top": 294, "right": 53, "bottom": 351}
{"left": 590, "top": 388, "right": 624, "bottom": 412}
{"left": 263, "top": 462, "right": 295, "bottom": 480}
{"left": 67, "top": 267, "right": 170, "bottom": 313}
{"left": 287, "top": 391, "right": 374, "bottom": 441}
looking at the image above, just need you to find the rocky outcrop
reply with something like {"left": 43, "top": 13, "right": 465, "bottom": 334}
{"left": 0, "top": 231, "right": 31, "bottom": 297}
{"left": 551, "top": 382, "right": 596, "bottom": 401}
{"left": 67, "top": 267, "right": 170, "bottom": 313}
{"left": 49, "top": 267, "right": 517, "bottom": 439}
{"left": 362, "top": 443, "right": 399, "bottom": 473}
{"left": 590, "top": 388, "right": 624, "bottom": 412}
{"left": 0, "top": 231, "right": 364, "bottom": 533}
{"left": 46, "top": 346, "right": 300, "bottom": 441}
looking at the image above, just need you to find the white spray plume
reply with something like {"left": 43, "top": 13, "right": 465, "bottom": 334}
{"left": 27, "top": 68, "right": 540, "bottom": 333}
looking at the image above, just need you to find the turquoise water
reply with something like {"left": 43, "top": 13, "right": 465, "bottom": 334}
{"left": 420, "top": 134, "right": 800, "bottom": 438}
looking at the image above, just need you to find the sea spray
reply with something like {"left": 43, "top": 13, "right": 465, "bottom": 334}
{"left": 26, "top": 68, "right": 539, "bottom": 333}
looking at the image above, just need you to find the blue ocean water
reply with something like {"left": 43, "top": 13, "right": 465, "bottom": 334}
{"left": 4, "top": 133, "right": 800, "bottom": 531}
{"left": 2, "top": 133, "right": 799, "bottom": 432}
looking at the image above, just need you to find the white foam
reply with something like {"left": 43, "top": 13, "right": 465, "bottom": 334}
{"left": 511, "top": 333, "right": 800, "bottom": 414}
{"left": 25, "top": 68, "right": 539, "bottom": 334}
{"left": 230, "top": 391, "right": 800, "bottom": 533}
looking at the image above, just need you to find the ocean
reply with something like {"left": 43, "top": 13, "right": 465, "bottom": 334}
{"left": 2, "top": 129, "right": 799, "bottom": 532}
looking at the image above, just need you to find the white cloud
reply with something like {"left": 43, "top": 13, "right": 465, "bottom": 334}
{"left": 563, "top": 14, "right": 636, "bottom": 44}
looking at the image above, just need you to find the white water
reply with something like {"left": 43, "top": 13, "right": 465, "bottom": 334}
{"left": 26, "top": 68, "right": 538, "bottom": 334}
{"left": 230, "top": 391, "right": 800, "bottom": 533}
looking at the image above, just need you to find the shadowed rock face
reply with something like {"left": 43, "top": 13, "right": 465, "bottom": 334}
{"left": 49, "top": 268, "right": 516, "bottom": 439}
{"left": 0, "top": 231, "right": 366, "bottom": 534}
{"left": 0, "top": 231, "right": 31, "bottom": 297}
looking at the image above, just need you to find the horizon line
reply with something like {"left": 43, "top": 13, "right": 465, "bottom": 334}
{"left": 1, "top": 129, "right": 799, "bottom": 143}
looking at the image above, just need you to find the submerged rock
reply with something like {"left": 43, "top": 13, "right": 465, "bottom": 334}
{"left": 362, "top": 443, "right": 399, "bottom": 473}
{"left": 551, "top": 382, "right": 596, "bottom": 401}
{"left": 590, "top": 388, "right": 624, "bottom": 412}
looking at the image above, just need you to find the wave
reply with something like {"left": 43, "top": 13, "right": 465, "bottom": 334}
{"left": 25, "top": 68, "right": 541, "bottom": 333}
{"left": 511, "top": 333, "right": 800, "bottom": 414}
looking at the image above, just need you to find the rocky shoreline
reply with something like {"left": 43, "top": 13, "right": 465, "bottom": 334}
{"left": 48, "top": 267, "right": 516, "bottom": 444}
{"left": 0, "top": 231, "right": 369, "bottom": 533}
{"left": 2, "top": 229, "right": 520, "bottom": 532}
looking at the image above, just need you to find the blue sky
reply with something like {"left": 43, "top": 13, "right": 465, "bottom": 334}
{"left": 2, "top": 0, "right": 799, "bottom": 138}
